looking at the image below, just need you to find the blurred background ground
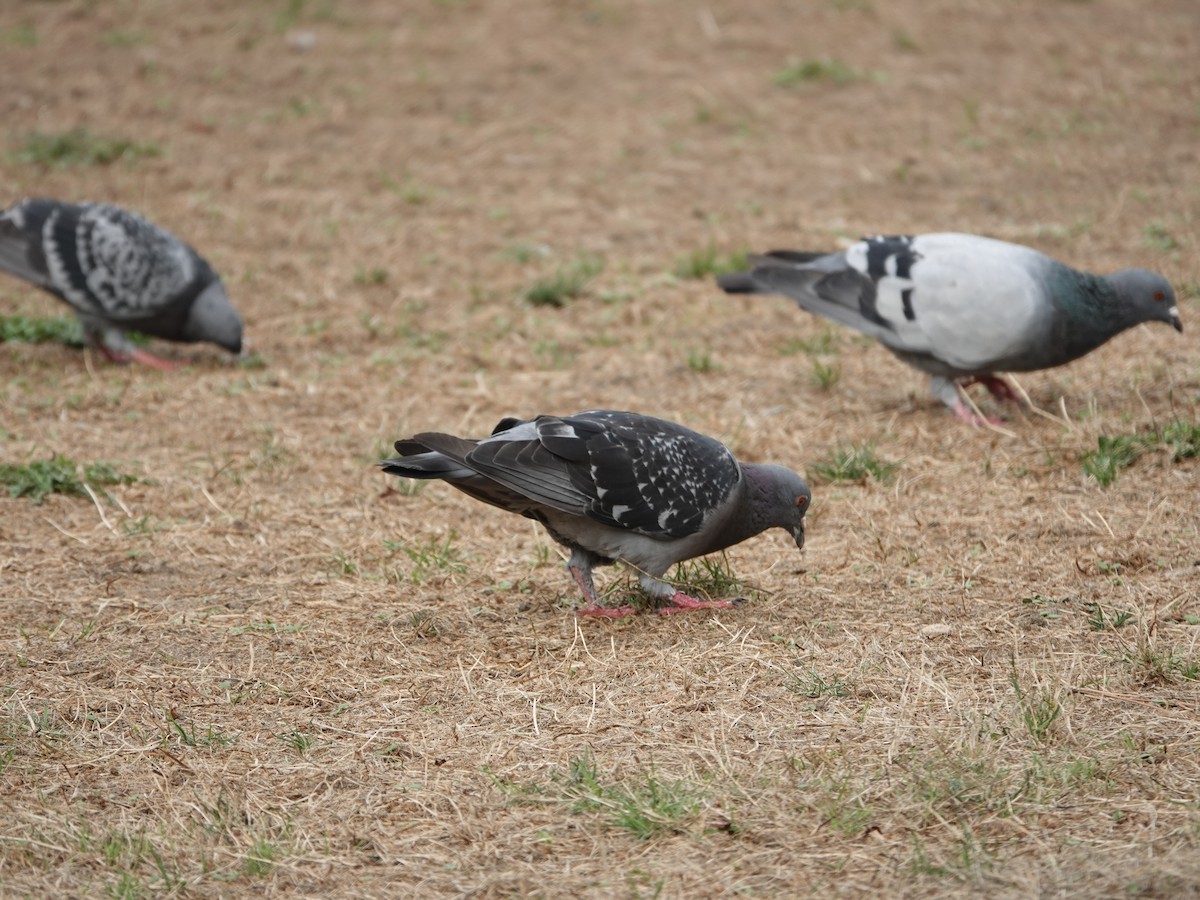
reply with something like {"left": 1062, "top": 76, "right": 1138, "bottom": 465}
{"left": 0, "top": 1, "right": 1198, "bottom": 896}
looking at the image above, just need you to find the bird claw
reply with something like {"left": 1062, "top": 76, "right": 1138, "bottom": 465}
{"left": 952, "top": 407, "right": 1003, "bottom": 428}
{"left": 656, "top": 591, "right": 741, "bottom": 615}
{"left": 98, "top": 346, "right": 187, "bottom": 371}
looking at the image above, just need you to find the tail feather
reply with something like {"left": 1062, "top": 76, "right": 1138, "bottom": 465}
{"left": 715, "top": 270, "right": 759, "bottom": 294}
{"left": 0, "top": 221, "right": 52, "bottom": 289}
{"left": 717, "top": 250, "right": 897, "bottom": 342}
{"left": 379, "top": 433, "right": 479, "bottom": 480}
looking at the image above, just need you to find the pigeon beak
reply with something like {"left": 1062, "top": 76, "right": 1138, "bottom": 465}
{"left": 791, "top": 522, "right": 806, "bottom": 551}
{"left": 1169, "top": 307, "right": 1183, "bottom": 333}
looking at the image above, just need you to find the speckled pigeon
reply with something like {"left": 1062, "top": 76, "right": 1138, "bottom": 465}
{"left": 379, "top": 410, "right": 811, "bottom": 617}
{"left": 0, "top": 198, "right": 243, "bottom": 368}
{"left": 718, "top": 233, "right": 1182, "bottom": 425}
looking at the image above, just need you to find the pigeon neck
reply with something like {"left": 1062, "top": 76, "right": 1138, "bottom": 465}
{"left": 720, "top": 464, "right": 785, "bottom": 548}
{"left": 1046, "top": 265, "right": 1136, "bottom": 357}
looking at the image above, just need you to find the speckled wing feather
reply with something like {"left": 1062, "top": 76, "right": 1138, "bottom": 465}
{"left": 0, "top": 199, "right": 205, "bottom": 322}
{"left": 468, "top": 411, "right": 743, "bottom": 540}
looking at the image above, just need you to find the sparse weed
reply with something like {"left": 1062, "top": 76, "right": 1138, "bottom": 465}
{"left": 686, "top": 348, "right": 715, "bottom": 372}
{"left": 0, "top": 314, "right": 84, "bottom": 346}
{"left": 398, "top": 532, "right": 468, "bottom": 583}
{"left": 672, "top": 245, "right": 748, "bottom": 280}
{"left": 1082, "top": 421, "right": 1198, "bottom": 485}
{"left": 329, "top": 550, "right": 359, "bottom": 577}
{"left": 785, "top": 668, "right": 854, "bottom": 699}
{"left": 1160, "top": 420, "right": 1200, "bottom": 460}
{"left": 524, "top": 256, "right": 604, "bottom": 307}
{"left": 165, "top": 708, "right": 233, "bottom": 749}
{"left": 275, "top": 729, "right": 317, "bottom": 754}
{"left": 810, "top": 358, "right": 841, "bottom": 389}
{"left": 1141, "top": 222, "right": 1179, "bottom": 252}
{"left": 353, "top": 266, "right": 389, "bottom": 286}
{"left": 1084, "top": 602, "right": 1134, "bottom": 631}
{"left": 811, "top": 444, "right": 896, "bottom": 484}
{"left": 1081, "top": 433, "right": 1152, "bottom": 486}
{"left": 777, "top": 328, "right": 839, "bottom": 357}
{"left": 1022, "top": 593, "right": 1067, "bottom": 622}
{"left": 1009, "top": 664, "right": 1061, "bottom": 744}
{"left": 669, "top": 554, "right": 754, "bottom": 602}
{"left": 1, "top": 24, "right": 38, "bottom": 46}
{"left": 0, "top": 456, "right": 137, "bottom": 503}
{"left": 243, "top": 838, "right": 279, "bottom": 876}
{"left": 554, "top": 753, "right": 702, "bottom": 839}
{"left": 16, "top": 127, "right": 162, "bottom": 167}
{"left": 775, "top": 57, "right": 884, "bottom": 87}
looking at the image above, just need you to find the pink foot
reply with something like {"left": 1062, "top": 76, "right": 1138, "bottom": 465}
{"left": 129, "top": 348, "right": 187, "bottom": 370}
{"left": 569, "top": 562, "right": 635, "bottom": 618}
{"left": 656, "top": 590, "right": 740, "bottom": 615}
{"left": 951, "top": 398, "right": 1002, "bottom": 428}
{"left": 98, "top": 346, "right": 186, "bottom": 370}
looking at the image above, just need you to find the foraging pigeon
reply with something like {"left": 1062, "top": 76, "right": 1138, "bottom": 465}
{"left": 380, "top": 410, "right": 811, "bottom": 617}
{"left": 718, "top": 233, "right": 1182, "bottom": 425}
{"left": 0, "top": 198, "right": 243, "bottom": 368}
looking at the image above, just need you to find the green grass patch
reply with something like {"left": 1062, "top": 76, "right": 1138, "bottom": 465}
{"left": 524, "top": 255, "right": 603, "bottom": 307}
{"left": 0, "top": 455, "right": 138, "bottom": 503}
{"left": 669, "top": 554, "right": 759, "bottom": 602}
{"left": 775, "top": 57, "right": 885, "bottom": 88}
{"left": 672, "top": 244, "right": 748, "bottom": 280}
{"left": 1081, "top": 420, "right": 1199, "bottom": 486}
{"left": 811, "top": 444, "right": 897, "bottom": 484}
{"left": 0, "top": 314, "right": 84, "bottom": 346}
{"left": 15, "top": 127, "right": 163, "bottom": 168}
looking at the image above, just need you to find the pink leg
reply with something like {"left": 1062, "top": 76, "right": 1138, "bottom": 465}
{"left": 97, "top": 345, "right": 186, "bottom": 371}
{"left": 570, "top": 564, "right": 634, "bottom": 619}
{"left": 950, "top": 396, "right": 1002, "bottom": 428}
{"left": 967, "top": 375, "right": 1021, "bottom": 406}
{"left": 129, "top": 348, "right": 187, "bottom": 370}
{"left": 656, "top": 590, "right": 740, "bottom": 615}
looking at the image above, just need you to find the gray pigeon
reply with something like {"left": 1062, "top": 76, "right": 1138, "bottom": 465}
{"left": 0, "top": 198, "right": 243, "bottom": 368}
{"left": 718, "top": 233, "right": 1182, "bottom": 425}
{"left": 379, "top": 410, "right": 811, "bottom": 617}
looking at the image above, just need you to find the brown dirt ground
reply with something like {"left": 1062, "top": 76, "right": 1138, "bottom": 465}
{"left": 1, "top": 1, "right": 1198, "bottom": 897}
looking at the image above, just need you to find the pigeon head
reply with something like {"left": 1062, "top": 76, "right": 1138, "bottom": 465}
{"left": 1107, "top": 268, "right": 1182, "bottom": 333}
{"left": 744, "top": 463, "right": 811, "bottom": 551}
{"left": 183, "top": 278, "right": 244, "bottom": 354}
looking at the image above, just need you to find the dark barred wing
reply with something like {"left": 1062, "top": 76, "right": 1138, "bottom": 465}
{"left": 62, "top": 203, "right": 201, "bottom": 319}
{"left": 470, "top": 411, "right": 741, "bottom": 540}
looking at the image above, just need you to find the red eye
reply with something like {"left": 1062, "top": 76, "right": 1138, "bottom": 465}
{"left": 1154, "top": 291, "right": 1165, "bottom": 302}
{"left": 796, "top": 496, "right": 808, "bottom": 508}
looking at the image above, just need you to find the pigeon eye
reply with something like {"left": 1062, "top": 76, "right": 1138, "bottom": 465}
{"left": 795, "top": 496, "right": 808, "bottom": 509}
{"left": 1154, "top": 291, "right": 1165, "bottom": 302}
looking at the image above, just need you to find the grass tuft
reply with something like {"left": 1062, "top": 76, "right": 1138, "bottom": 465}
{"left": 811, "top": 444, "right": 897, "bottom": 484}
{"left": 0, "top": 314, "right": 84, "bottom": 346}
{"left": 672, "top": 245, "right": 748, "bottom": 280}
{"left": 524, "top": 256, "right": 604, "bottom": 307}
{"left": 15, "top": 127, "right": 163, "bottom": 168}
{"left": 1081, "top": 420, "right": 1199, "bottom": 486}
{"left": 775, "top": 57, "right": 885, "bottom": 87}
{"left": 0, "top": 455, "right": 138, "bottom": 503}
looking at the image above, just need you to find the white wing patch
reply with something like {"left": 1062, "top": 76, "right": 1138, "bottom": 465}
{"left": 868, "top": 234, "right": 1048, "bottom": 370}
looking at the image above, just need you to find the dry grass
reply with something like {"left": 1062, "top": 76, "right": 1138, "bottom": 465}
{"left": 1, "top": 0, "right": 1199, "bottom": 896}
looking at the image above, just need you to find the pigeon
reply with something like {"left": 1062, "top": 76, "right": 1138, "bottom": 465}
{"left": 0, "top": 198, "right": 243, "bottom": 369}
{"left": 379, "top": 410, "right": 811, "bottom": 617}
{"left": 718, "top": 233, "right": 1182, "bottom": 425}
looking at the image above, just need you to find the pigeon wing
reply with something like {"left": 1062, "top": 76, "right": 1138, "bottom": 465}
{"left": 543, "top": 411, "right": 742, "bottom": 540}
{"left": 853, "top": 233, "right": 1048, "bottom": 370}
{"left": 0, "top": 200, "right": 57, "bottom": 291}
